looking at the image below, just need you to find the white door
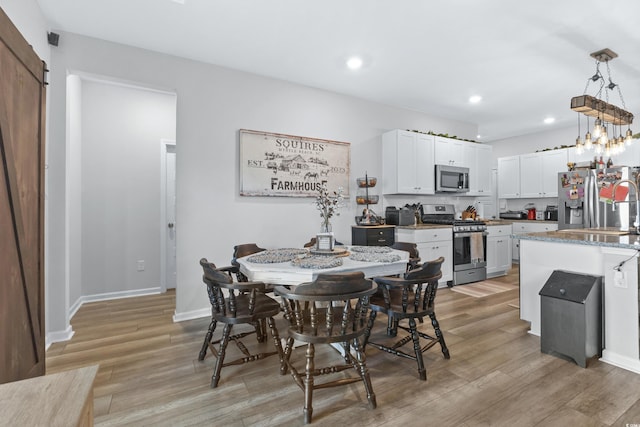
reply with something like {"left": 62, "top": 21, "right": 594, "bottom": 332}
{"left": 162, "top": 142, "right": 177, "bottom": 290}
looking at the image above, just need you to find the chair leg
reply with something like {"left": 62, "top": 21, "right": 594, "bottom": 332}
{"left": 363, "top": 310, "right": 377, "bottom": 347}
{"left": 281, "top": 336, "right": 295, "bottom": 375}
{"left": 409, "top": 318, "right": 426, "bottom": 381}
{"left": 198, "top": 318, "right": 217, "bottom": 361}
{"left": 429, "top": 312, "right": 450, "bottom": 359}
{"left": 352, "top": 338, "right": 377, "bottom": 409}
{"left": 211, "top": 323, "right": 232, "bottom": 388}
{"left": 266, "top": 316, "right": 286, "bottom": 374}
{"left": 386, "top": 316, "right": 398, "bottom": 337}
{"left": 303, "top": 343, "right": 315, "bottom": 424}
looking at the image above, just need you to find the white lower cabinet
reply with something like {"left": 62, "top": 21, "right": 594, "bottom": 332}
{"left": 511, "top": 221, "right": 558, "bottom": 261}
{"left": 486, "top": 225, "right": 512, "bottom": 277}
{"left": 396, "top": 227, "right": 453, "bottom": 285}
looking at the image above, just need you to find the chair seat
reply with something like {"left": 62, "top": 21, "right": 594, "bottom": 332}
{"left": 213, "top": 293, "right": 281, "bottom": 324}
{"left": 369, "top": 292, "right": 433, "bottom": 319}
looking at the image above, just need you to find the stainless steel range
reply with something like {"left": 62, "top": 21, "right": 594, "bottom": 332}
{"left": 421, "top": 204, "right": 487, "bottom": 286}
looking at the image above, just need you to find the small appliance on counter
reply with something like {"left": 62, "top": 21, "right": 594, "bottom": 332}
{"left": 385, "top": 206, "right": 415, "bottom": 226}
{"left": 500, "top": 211, "right": 527, "bottom": 220}
{"left": 545, "top": 205, "right": 558, "bottom": 221}
{"left": 524, "top": 203, "right": 537, "bottom": 220}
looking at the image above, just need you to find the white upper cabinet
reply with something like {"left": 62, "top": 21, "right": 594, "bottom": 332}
{"left": 497, "top": 155, "right": 521, "bottom": 198}
{"left": 499, "top": 149, "right": 568, "bottom": 199}
{"left": 434, "top": 137, "right": 465, "bottom": 166}
{"left": 382, "top": 130, "right": 435, "bottom": 194}
{"left": 540, "top": 150, "right": 567, "bottom": 197}
{"left": 467, "top": 143, "right": 493, "bottom": 196}
{"left": 519, "top": 153, "right": 543, "bottom": 198}
{"left": 520, "top": 150, "right": 567, "bottom": 198}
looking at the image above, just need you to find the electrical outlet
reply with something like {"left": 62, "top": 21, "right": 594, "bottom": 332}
{"left": 614, "top": 270, "right": 627, "bottom": 288}
{"left": 137, "top": 260, "right": 145, "bottom": 272}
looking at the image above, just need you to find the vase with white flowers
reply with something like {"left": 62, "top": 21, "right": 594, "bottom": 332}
{"left": 315, "top": 184, "right": 344, "bottom": 249}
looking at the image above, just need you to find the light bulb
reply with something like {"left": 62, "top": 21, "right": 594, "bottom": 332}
{"left": 605, "top": 141, "right": 611, "bottom": 157}
{"left": 585, "top": 132, "right": 593, "bottom": 150}
{"left": 576, "top": 137, "right": 584, "bottom": 155}
{"left": 626, "top": 128, "right": 633, "bottom": 145}
{"left": 599, "top": 127, "right": 608, "bottom": 146}
{"left": 593, "top": 118, "right": 602, "bottom": 138}
{"left": 595, "top": 142, "right": 603, "bottom": 154}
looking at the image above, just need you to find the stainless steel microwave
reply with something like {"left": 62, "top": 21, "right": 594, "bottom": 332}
{"left": 435, "top": 164, "right": 470, "bottom": 193}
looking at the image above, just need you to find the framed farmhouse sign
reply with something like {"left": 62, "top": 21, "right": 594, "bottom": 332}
{"left": 239, "top": 129, "right": 351, "bottom": 197}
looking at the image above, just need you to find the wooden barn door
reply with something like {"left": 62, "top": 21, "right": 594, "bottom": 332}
{"left": 0, "top": 7, "right": 47, "bottom": 384}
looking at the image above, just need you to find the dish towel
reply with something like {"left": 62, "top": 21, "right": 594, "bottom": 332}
{"left": 470, "top": 233, "right": 484, "bottom": 264}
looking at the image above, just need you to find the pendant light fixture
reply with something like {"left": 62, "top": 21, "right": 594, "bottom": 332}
{"left": 571, "top": 48, "right": 634, "bottom": 155}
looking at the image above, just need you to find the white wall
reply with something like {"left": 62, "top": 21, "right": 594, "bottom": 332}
{"left": 80, "top": 80, "right": 176, "bottom": 296}
{"left": 66, "top": 74, "right": 82, "bottom": 315}
{"left": 0, "top": 0, "right": 50, "bottom": 64}
{"left": 489, "top": 126, "right": 575, "bottom": 160}
{"left": 45, "top": 31, "right": 477, "bottom": 332}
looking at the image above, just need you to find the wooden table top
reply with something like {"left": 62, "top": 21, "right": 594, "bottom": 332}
{"left": 0, "top": 365, "right": 98, "bottom": 427}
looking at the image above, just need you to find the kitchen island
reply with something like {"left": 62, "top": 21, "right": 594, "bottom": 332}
{"left": 519, "top": 229, "right": 640, "bottom": 373}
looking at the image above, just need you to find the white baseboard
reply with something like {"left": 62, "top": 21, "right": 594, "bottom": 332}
{"left": 601, "top": 350, "right": 640, "bottom": 374}
{"left": 46, "top": 287, "right": 162, "bottom": 345}
{"left": 74, "top": 287, "right": 162, "bottom": 305}
{"left": 45, "top": 325, "right": 75, "bottom": 349}
{"left": 173, "top": 307, "right": 209, "bottom": 323}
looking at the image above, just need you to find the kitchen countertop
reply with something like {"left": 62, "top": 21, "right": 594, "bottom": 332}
{"left": 490, "top": 219, "right": 558, "bottom": 225}
{"left": 396, "top": 219, "right": 559, "bottom": 228}
{"left": 518, "top": 229, "right": 640, "bottom": 249}
{"left": 396, "top": 224, "right": 452, "bottom": 230}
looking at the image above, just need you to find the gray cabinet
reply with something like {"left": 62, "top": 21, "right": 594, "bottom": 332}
{"left": 351, "top": 225, "right": 395, "bottom": 246}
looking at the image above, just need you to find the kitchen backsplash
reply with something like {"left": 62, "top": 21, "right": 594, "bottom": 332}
{"left": 501, "top": 197, "right": 557, "bottom": 213}
{"left": 382, "top": 194, "right": 496, "bottom": 219}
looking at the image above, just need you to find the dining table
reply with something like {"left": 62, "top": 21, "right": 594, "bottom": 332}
{"left": 235, "top": 245, "right": 410, "bottom": 287}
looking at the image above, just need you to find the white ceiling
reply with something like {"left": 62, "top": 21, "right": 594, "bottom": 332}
{"left": 36, "top": 0, "right": 640, "bottom": 142}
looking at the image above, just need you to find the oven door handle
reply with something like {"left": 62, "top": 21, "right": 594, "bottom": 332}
{"left": 454, "top": 231, "right": 488, "bottom": 238}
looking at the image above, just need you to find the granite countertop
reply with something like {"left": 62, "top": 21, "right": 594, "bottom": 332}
{"left": 396, "top": 224, "right": 452, "bottom": 230}
{"left": 518, "top": 230, "right": 640, "bottom": 250}
{"left": 397, "top": 219, "right": 558, "bottom": 228}
{"left": 488, "top": 219, "right": 558, "bottom": 225}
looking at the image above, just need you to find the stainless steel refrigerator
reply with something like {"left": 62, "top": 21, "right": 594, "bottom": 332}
{"left": 557, "top": 167, "right": 639, "bottom": 232}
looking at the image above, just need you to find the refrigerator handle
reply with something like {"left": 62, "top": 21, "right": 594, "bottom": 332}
{"left": 591, "top": 171, "right": 600, "bottom": 228}
{"left": 585, "top": 172, "right": 591, "bottom": 227}
{"left": 590, "top": 170, "right": 600, "bottom": 228}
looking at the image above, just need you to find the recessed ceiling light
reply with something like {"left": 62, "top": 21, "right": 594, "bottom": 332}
{"left": 469, "top": 95, "right": 482, "bottom": 104}
{"left": 171, "top": 0, "right": 186, "bottom": 4}
{"left": 476, "top": 134, "right": 482, "bottom": 139}
{"left": 346, "top": 57, "right": 363, "bottom": 70}
{"left": 544, "top": 117, "right": 555, "bottom": 124}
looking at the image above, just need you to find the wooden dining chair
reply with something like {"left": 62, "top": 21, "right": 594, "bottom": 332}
{"left": 390, "top": 241, "right": 421, "bottom": 272}
{"left": 231, "top": 243, "right": 266, "bottom": 282}
{"left": 198, "top": 258, "right": 284, "bottom": 387}
{"left": 275, "top": 272, "right": 378, "bottom": 424}
{"left": 363, "top": 256, "right": 450, "bottom": 381}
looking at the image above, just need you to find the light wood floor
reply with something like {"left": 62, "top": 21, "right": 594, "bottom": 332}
{"left": 46, "top": 268, "right": 640, "bottom": 426}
